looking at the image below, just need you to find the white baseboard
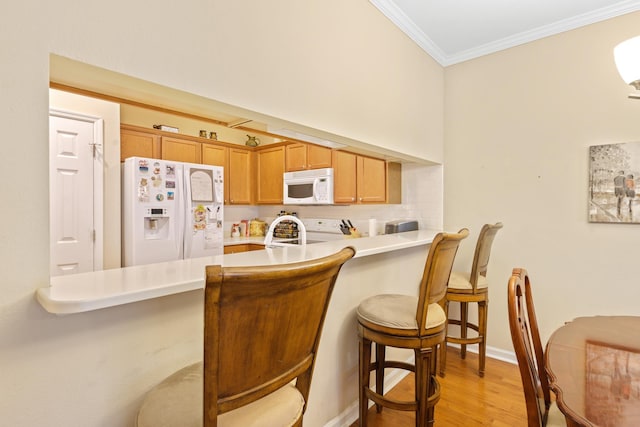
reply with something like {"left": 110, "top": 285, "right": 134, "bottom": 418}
{"left": 322, "top": 366, "right": 410, "bottom": 427}
{"left": 322, "top": 345, "right": 516, "bottom": 427}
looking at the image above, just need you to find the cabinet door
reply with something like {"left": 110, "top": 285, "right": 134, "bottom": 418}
{"left": 332, "top": 150, "right": 357, "bottom": 203}
{"left": 161, "top": 136, "right": 202, "bottom": 163}
{"left": 285, "top": 143, "right": 332, "bottom": 171}
{"left": 228, "top": 147, "right": 252, "bottom": 205}
{"left": 120, "top": 129, "right": 160, "bottom": 162}
{"left": 285, "top": 143, "right": 307, "bottom": 172}
{"left": 224, "top": 244, "right": 248, "bottom": 254}
{"left": 256, "top": 146, "right": 285, "bottom": 204}
{"left": 202, "top": 144, "right": 226, "bottom": 167}
{"left": 202, "top": 144, "right": 229, "bottom": 204}
{"left": 357, "top": 156, "right": 386, "bottom": 203}
{"left": 307, "top": 144, "right": 331, "bottom": 169}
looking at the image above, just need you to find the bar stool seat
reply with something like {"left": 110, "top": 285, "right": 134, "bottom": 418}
{"left": 357, "top": 229, "right": 468, "bottom": 427}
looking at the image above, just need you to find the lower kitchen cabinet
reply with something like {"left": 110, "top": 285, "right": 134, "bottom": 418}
{"left": 223, "top": 244, "right": 265, "bottom": 254}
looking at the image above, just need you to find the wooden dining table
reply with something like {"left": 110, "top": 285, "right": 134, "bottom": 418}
{"left": 545, "top": 316, "right": 640, "bottom": 427}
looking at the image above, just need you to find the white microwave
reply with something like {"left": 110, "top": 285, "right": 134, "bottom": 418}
{"left": 283, "top": 168, "right": 334, "bottom": 205}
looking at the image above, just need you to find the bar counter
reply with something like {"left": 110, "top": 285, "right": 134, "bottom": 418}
{"left": 37, "top": 229, "right": 440, "bottom": 315}
{"left": 35, "top": 229, "right": 441, "bottom": 427}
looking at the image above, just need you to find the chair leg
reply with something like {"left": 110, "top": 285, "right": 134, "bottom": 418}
{"left": 439, "top": 300, "right": 449, "bottom": 377}
{"left": 359, "top": 336, "right": 372, "bottom": 426}
{"left": 375, "top": 343, "right": 386, "bottom": 413}
{"left": 415, "top": 347, "right": 436, "bottom": 427}
{"left": 460, "top": 302, "right": 468, "bottom": 359}
{"left": 478, "top": 300, "right": 488, "bottom": 377}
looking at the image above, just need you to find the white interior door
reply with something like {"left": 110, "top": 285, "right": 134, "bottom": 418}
{"left": 49, "top": 111, "right": 103, "bottom": 276}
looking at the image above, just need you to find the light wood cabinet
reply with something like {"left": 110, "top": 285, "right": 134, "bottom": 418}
{"left": 120, "top": 125, "right": 400, "bottom": 206}
{"left": 202, "top": 144, "right": 229, "bottom": 204}
{"left": 333, "top": 151, "right": 400, "bottom": 204}
{"left": 223, "top": 243, "right": 264, "bottom": 254}
{"left": 120, "top": 128, "right": 160, "bottom": 162}
{"left": 201, "top": 143, "right": 227, "bottom": 167}
{"left": 285, "top": 143, "right": 332, "bottom": 171}
{"left": 161, "top": 136, "right": 202, "bottom": 163}
{"left": 203, "top": 144, "right": 253, "bottom": 205}
{"left": 227, "top": 147, "right": 253, "bottom": 205}
{"left": 256, "top": 145, "right": 285, "bottom": 204}
{"left": 356, "top": 155, "right": 386, "bottom": 203}
{"left": 333, "top": 150, "right": 358, "bottom": 203}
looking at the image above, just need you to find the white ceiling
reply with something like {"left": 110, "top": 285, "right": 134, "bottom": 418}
{"left": 370, "top": 0, "right": 640, "bottom": 66}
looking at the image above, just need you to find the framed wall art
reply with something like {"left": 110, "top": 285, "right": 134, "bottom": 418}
{"left": 589, "top": 142, "right": 640, "bottom": 223}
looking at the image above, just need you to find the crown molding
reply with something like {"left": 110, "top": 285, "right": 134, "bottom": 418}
{"left": 370, "top": 0, "right": 640, "bottom": 66}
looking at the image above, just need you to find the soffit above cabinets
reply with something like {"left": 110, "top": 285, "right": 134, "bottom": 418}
{"left": 370, "top": 0, "right": 640, "bottom": 66}
{"left": 50, "top": 55, "right": 429, "bottom": 163}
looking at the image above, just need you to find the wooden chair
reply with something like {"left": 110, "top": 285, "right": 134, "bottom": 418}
{"left": 439, "top": 222, "right": 503, "bottom": 377}
{"left": 136, "top": 247, "right": 356, "bottom": 427}
{"left": 507, "top": 268, "right": 566, "bottom": 427}
{"left": 357, "top": 229, "right": 468, "bottom": 427}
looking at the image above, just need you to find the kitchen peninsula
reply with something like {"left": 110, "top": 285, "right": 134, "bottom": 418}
{"left": 37, "top": 229, "right": 441, "bottom": 427}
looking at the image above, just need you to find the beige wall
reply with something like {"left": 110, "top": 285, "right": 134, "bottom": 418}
{"left": 444, "top": 11, "right": 640, "bottom": 353}
{"left": 0, "top": 1, "right": 442, "bottom": 426}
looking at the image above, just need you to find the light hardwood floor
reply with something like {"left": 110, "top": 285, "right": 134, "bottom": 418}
{"left": 350, "top": 346, "right": 527, "bottom": 426}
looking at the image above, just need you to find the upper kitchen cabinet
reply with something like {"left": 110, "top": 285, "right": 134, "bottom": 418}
{"left": 356, "top": 155, "right": 386, "bottom": 203}
{"left": 332, "top": 150, "right": 401, "bottom": 204}
{"left": 161, "top": 136, "right": 202, "bottom": 163}
{"left": 285, "top": 143, "right": 332, "bottom": 171}
{"left": 227, "top": 147, "right": 253, "bottom": 205}
{"left": 202, "top": 143, "right": 229, "bottom": 204}
{"left": 120, "top": 126, "right": 160, "bottom": 162}
{"left": 332, "top": 150, "right": 357, "bottom": 203}
{"left": 201, "top": 143, "right": 226, "bottom": 167}
{"left": 202, "top": 143, "right": 254, "bottom": 205}
{"left": 256, "top": 145, "right": 285, "bottom": 204}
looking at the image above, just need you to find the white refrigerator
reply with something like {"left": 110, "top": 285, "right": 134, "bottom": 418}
{"left": 122, "top": 157, "right": 224, "bottom": 267}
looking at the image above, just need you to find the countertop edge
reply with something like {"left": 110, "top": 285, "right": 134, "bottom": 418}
{"left": 37, "top": 230, "right": 440, "bottom": 314}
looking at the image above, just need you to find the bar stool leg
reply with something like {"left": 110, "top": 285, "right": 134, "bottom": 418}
{"left": 415, "top": 347, "right": 437, "bottom": 427}
{"left": 439, "top": 299, "right": 449, "bottom": 377}
{"left": 375, "top": 343, "right": 386, "bottom": 413}
{"left": 478, "top": 300, "right": 488, "bottom": 377}
{"left": 359, "top": 335, "right": 372, "bottom": 426}
{"left": 460, "top": 302, "right": 468, "bottom": 359}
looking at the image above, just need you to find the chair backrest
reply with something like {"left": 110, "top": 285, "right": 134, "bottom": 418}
{"left": 416, "top": 228, "right": 469, "bottom": 335}
{"left": 507, "top": 268, "right": 552, "bottom": 427}
{"left": 469, "top": 222, "right": 503, "bottom": 290}
{"left": 203, "top": 247, "right": 355, "bottom": 426}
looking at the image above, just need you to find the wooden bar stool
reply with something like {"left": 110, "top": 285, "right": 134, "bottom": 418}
{"left": 357, "top": 229, "right": 468, "bottom": 427}
{"left": 439, "top": 222, "right": 502, "bottom": 378}
{"left": 135, "top": 247, "right": 355, "bottom": 427}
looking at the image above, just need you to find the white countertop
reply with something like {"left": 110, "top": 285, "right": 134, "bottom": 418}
{"left": 36, "top": 229, "right": 440, "bottom": 315}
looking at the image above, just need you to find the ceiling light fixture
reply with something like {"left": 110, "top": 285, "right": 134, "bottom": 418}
{"left": 614, "top": 35, "right": 640, "bottom": 98}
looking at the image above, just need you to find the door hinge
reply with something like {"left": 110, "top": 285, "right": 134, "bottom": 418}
{"left": 89, "top": 142, "right": 102, "bottom": 158}
{"left": 92, "top": 229, "right": 96, "bottom": 242}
